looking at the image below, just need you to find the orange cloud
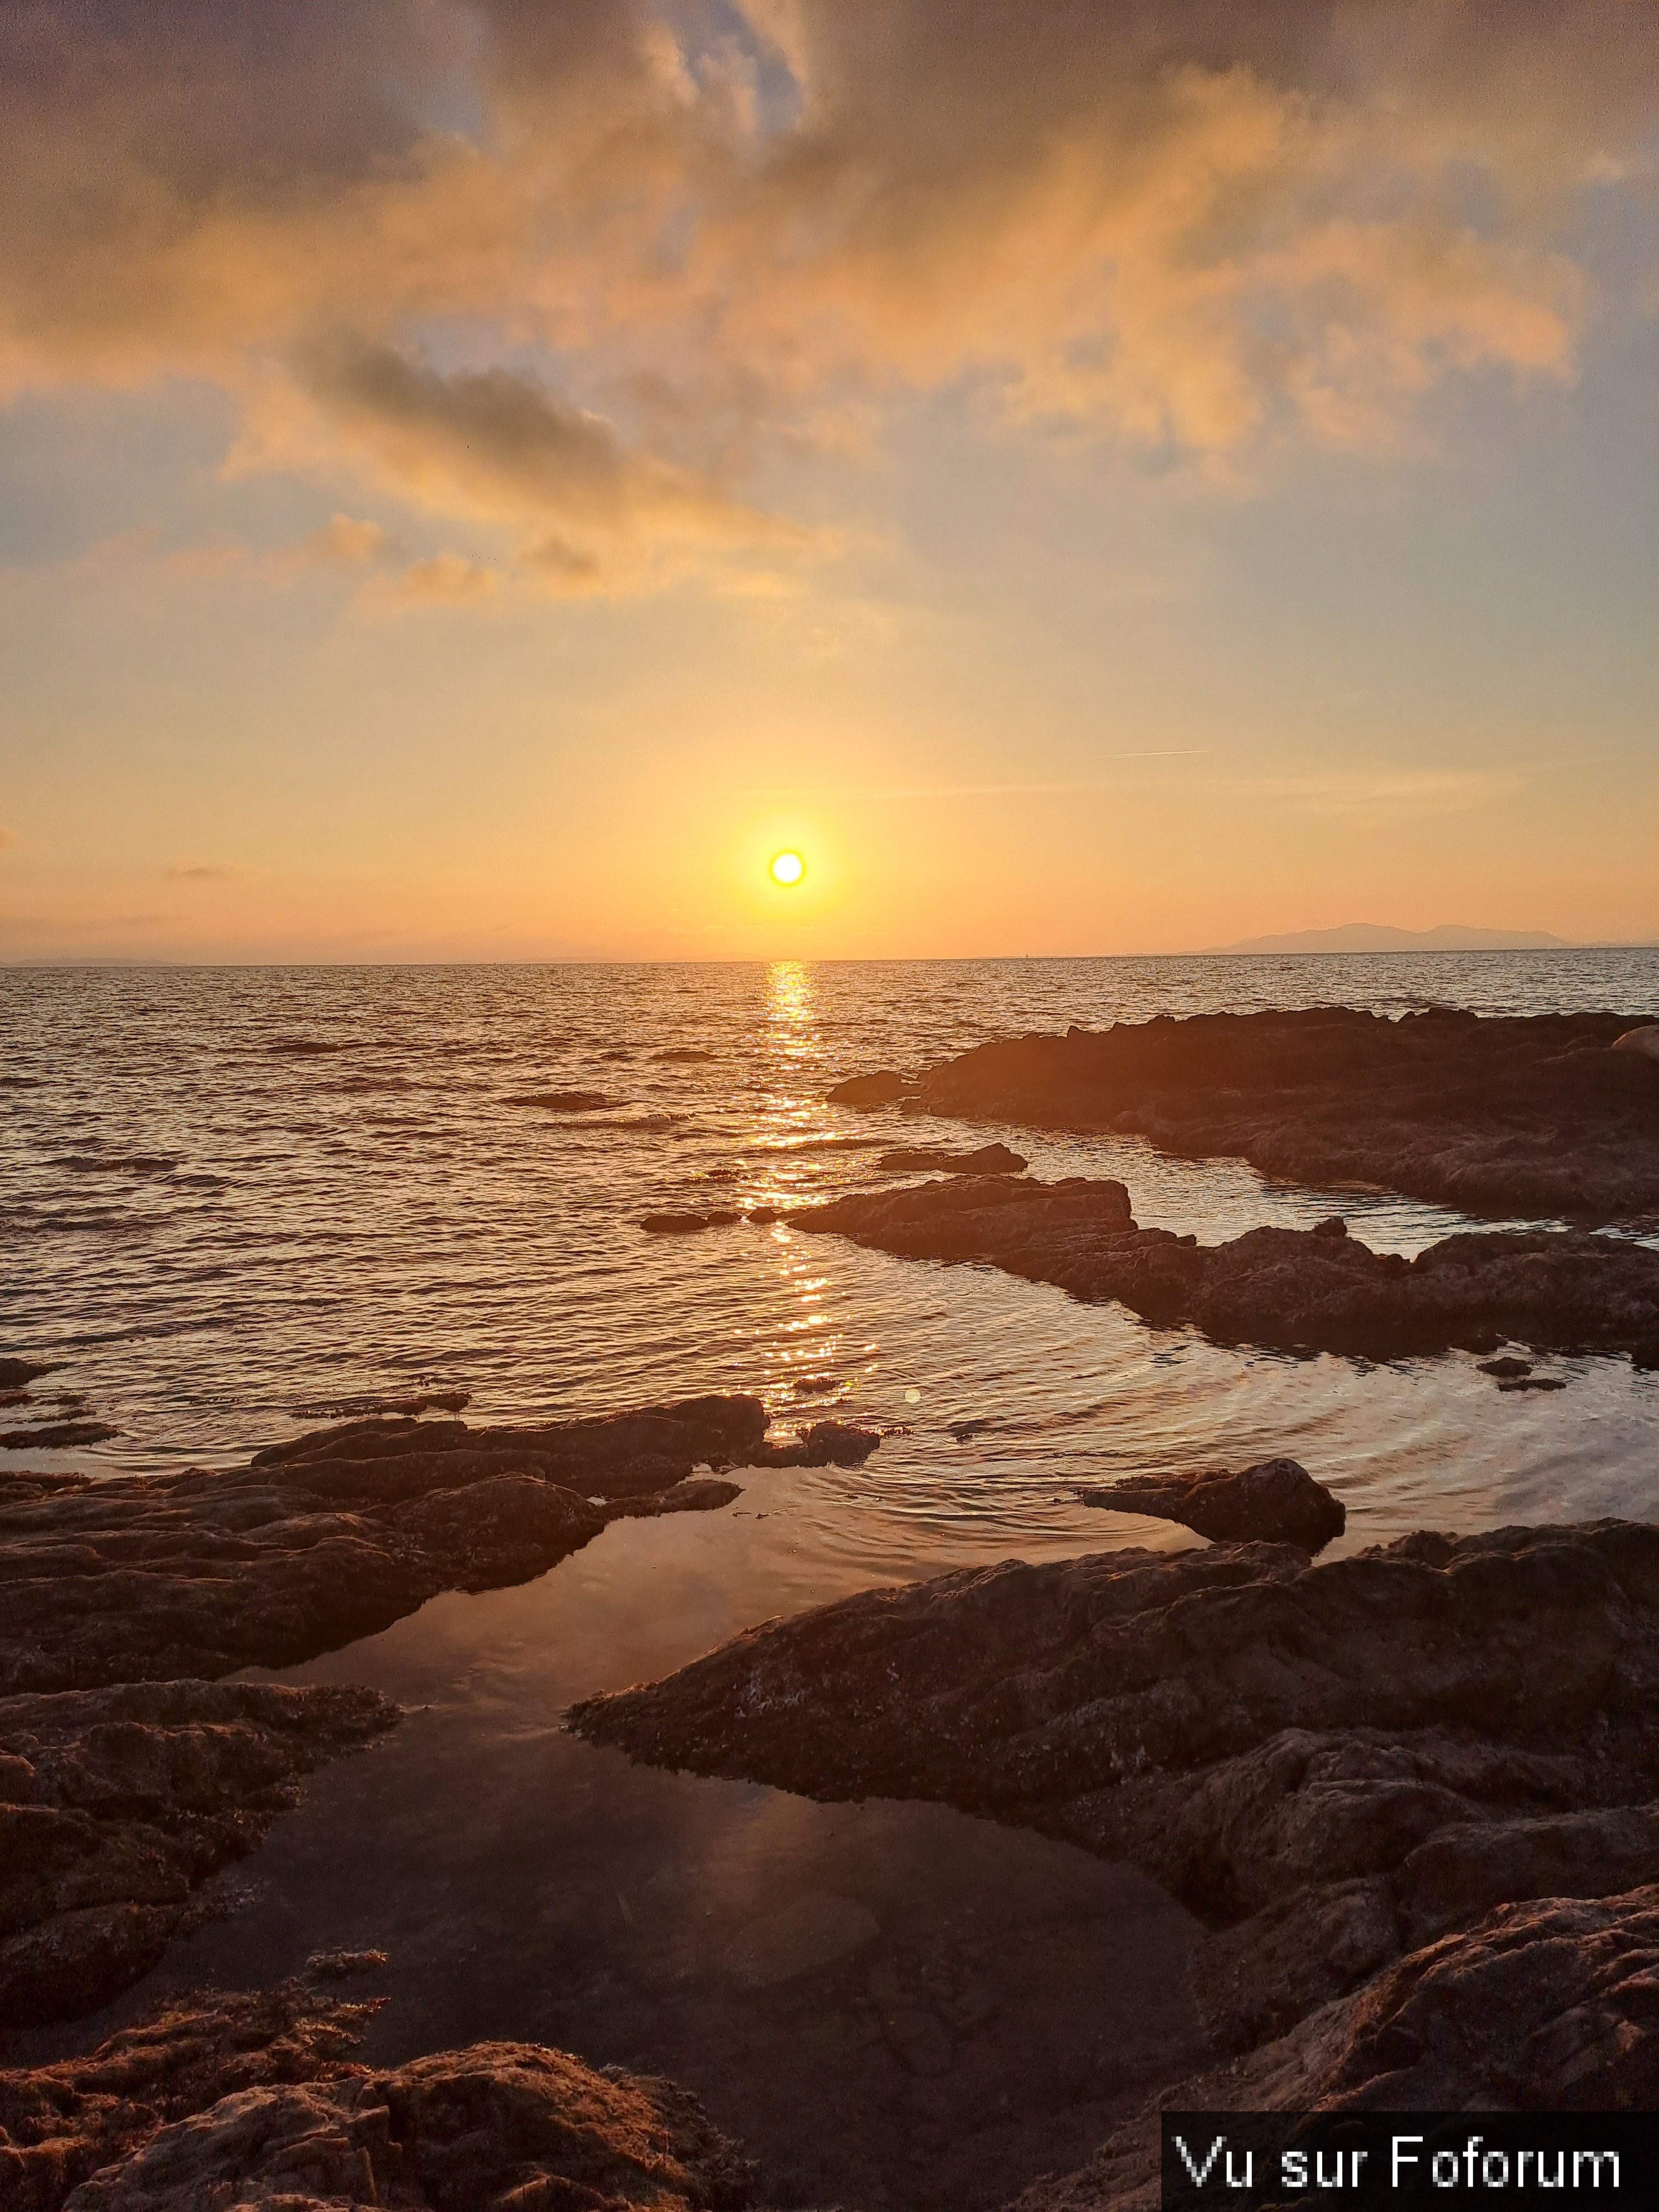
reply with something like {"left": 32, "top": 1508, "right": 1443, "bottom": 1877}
{"left": 0, "top": 0, "right": 1650, "bottom": 577}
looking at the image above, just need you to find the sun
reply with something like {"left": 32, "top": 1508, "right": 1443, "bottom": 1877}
{"left": 769, "top": 850, "right": 806, "bottom": 887}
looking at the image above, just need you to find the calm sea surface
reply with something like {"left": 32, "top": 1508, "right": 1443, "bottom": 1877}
{"left": 6, "top": 951, "right": 1659, "bottom": 2206}
{"left": 3, "top": 950, "right": 1656, "bottom": 1552}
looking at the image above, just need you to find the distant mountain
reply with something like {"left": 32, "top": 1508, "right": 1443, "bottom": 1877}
{"left": 1209, "top": 923, "right": 1573, "bottom": 956}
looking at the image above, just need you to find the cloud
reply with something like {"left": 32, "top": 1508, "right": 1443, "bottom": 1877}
{"left": 286, "top": 513, "right": 401, "bottom": 571}
{"left": 359, "top": 552, "right": 502, "bottom": 611}
{"left": 0, "top": 0, "right": 1651, "bottom": 570}
{"left": 165, "top": 864, "right": 241, "bottom": 881}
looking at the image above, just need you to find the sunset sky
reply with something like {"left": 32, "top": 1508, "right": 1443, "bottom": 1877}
{"left": 2, "top": 0, "right": 1655, "bottom": 962}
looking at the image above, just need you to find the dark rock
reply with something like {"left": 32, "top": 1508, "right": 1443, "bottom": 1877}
{"left": 302, "top": 1948, "right": 387, "bottom": 1981}
{"left": 0, "top": 1396, "right": 784, "bottom": 1694}
{"left": 1080, "top": 1458, "right": 1345, "bottom": 1552}
{"left": 0, "top": 1425, "right": 117, "bottom": 1453}
{"left": 508, "top": 1089, "right": 617, "bottom": 1111}
{"left": 653, "top": 1046, "right": 716, "bottom": 1063}
{"left": 791, "top": 1173, "right": 1659, "bottom": 1362}
{"left": 1479, "top": 1355, "right": 1532, "bottom": 1378}
{"left": 745, "top": 1207, "right": 781, "bottom": 1224}
{"left": 0, "top": 1682, "right": 398, "bottom": 2030}
{"left": 754, "top": 1421, "right": 881, "bottom": 1469}
{"left": 1497, "top": 1375, "right": 1568, "bottom": 1392}
{"left": 1311, "top": 1215, "right": 1347, "bottom": 1239}
{"left": 1613, "top": 1022, "right": 1659, "bottom": 1062}
{"left": 0, "top": 1980, "right": 755, "bottom": 2212}
{"left": 895, "top": 1008, "right": 1659, "bottom": 1223}
{"left": 826, "top": 1071, "right": 914, "bottom": 1108}
{"left": 571, "top": 1521, "right": 1659, "bottom": 2059}
{"left": 290, "top": 1390, "right": 470, "bottom": 1419}
{"left": 877, "top": 1141, "right": 1028, "bottom": 1175}
{"left": 642, "top": 1211, "right": 719, "bottom": 1233}
{"left": 0, "top": 1365, "right": 56, "bottom": 1392}
{"left": 1015, "top": 1889, "right": 1659, "bottom": 2210}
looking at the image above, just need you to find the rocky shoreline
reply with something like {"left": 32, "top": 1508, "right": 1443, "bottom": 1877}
{"left": 792, "top": 1171, "right": 1659, "bottom": 1363}
{"left": 571, "top": 1519, "right": 1659, "bottom": 2135}
{"left": 0, "top": 1396, "right": 878, "bottom": 1696}
{"left": 829, "top": 1006, "right": 1659, "bottom": 1224}
{"left": 1, "top": 1683, "right": 399, "bottom": 2031}
{"left": 1, "top": 1976, "right": 757, "bottom": 2212}
{"left": 3, "top": 1356, "right": 1656, "bottom": 2205}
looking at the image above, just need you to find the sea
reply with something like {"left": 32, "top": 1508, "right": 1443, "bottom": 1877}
{"left": 4, "top": 949, "right": 1657, "bottom": 2208}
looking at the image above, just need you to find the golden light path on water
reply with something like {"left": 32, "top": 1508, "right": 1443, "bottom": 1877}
{"left": 1, "top": 947, "right": 1655, "bottom": 1574}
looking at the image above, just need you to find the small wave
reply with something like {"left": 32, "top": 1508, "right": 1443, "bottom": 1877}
{"left": 744, "top": 1136, "right": 889, "bottom": 1156}
{"left": 265, "top": 1038, "right": 354, "bottom": 1055}
{"left": 59, "top": 1155, "right": 181, "bottom": 1176}
{"left": 560, "top": 1114, "right": 677, "bottom": 1134}
{"left": 507, "top": 1089, "right": 619, "bottom": 1112}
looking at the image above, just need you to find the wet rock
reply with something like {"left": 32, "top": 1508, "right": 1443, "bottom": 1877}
{"left": 641, "top": 1210, "right": 741, "bottom": 1233}
{"left": 0, "top": 1980, "right": 756, "bottom": 2212}
{"left": 827, "top": 1071, "right": 914, "bottom": 1108}
{"left": 508, "top": 1088, "right": 617, "bottom": 1111}
{"left": 0, "top": 1682, "right": 398, "bottom": 2030}
{"left": 1613, "top": 1022, "right": 1659, "bottom": 1062}
{"left": 0, "top": 1396, "right": 787, "bottom": 1694}
{"left": 1079, "top": 1458, "right": 1345, "bottom": 1552}
{"left": 1311, "top": 1215, "right": 1348, "bottom": 1239}
{"left": 571, "top": 1522, "right": 1659, "bottom": 2055}
{"left": 755, "top": 1421, "right": 882, "bottom": 1469}
{"left": 0, "top": 1364, "right": 57, "bottom": 1391}
{"left": 302, "top": 1949, "right": 388, "bottom": 1981}
{"left": 1478, "top": 1355, "right": 1532, "bottom": 1378}
{"left": 895, "top": 1008, "right": 1659, "bottom": 1224}
{"left": 1014, "top": 1888, "right": 1659, "bottom": 2211}
{"left": 745, "top": 1206, "right": 781, "bottom": 1224}
{"left": 1497, "top": 1375, "right": 1568, "bottom": 1392}
{"left": 654, "top": 1046, "right": 717, "bottom": 1063}
{"left": 791, "top": 1174, "right": 1659, "bottom": 1363}
{"left": 877, "top": 1141, "right": 1028, "bottom": 1175}
{"left": 1, "top": 1423, "right": 118, "bottom": 1452}
{"left": 289, "top": 1389, "right": 471, "bottom": 1419}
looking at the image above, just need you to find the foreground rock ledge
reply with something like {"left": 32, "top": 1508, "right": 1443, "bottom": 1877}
{"left": 570, "top": 1522, "right": 1659, "bottom": 2068}
{"left": 830, "top": 1007, "right": 1659, "bottom": 1224}
{"left": 0, "top": 1981, "right": 755, "bottom": 2212}
{"left": 792, "top": 1173, "right": 1659, "bottom": 1363}
{"left": 1, "top": 1683, "right": 398, "bottom": 2031}
{"left": 0, "top": 1395, "right": 873, "bottom": 1697}
{"left": 1014, "top": 1886, "right": 1659, "bottom": 2212}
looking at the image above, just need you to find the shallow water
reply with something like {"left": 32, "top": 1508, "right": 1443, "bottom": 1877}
{"left": 5, "top": 951, "right": 1658, "bottom": 2203}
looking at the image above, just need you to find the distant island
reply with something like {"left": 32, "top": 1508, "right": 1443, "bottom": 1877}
{"left": 1208, "top": 922, "right": 1572, "bottom": 955}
